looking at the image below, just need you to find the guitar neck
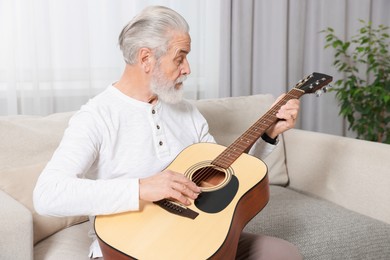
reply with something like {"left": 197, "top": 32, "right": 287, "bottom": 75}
{"left": 212, "top": 88, "right": 305, "bottom": 169}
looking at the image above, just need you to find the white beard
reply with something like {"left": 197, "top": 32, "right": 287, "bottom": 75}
{"left": 150, "top": 66, "right": 187, "bottom": 104}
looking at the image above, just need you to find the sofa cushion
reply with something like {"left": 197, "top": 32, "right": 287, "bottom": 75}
{"left": 0, "top": 112, "right": 87, "bottom": 244}
{"left": 34, "top": 221, "right": 91, "bottom": 260}
{"left": 0, "top": 163, "right": 87, "bottom": 244}
{"left": 245, "top": 185, "right": 390, "bottom": 259}
{"left": 194, "top": 94, "right": 288, "bottom": 186}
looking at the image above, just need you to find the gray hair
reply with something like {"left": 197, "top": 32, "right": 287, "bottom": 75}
{"left": 118, "top": 6, "right": 189, "bottom": 64}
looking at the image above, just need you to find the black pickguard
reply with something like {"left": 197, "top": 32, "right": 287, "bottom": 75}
{"left": 194, "top": 175, "right": 239, "bottom": 213}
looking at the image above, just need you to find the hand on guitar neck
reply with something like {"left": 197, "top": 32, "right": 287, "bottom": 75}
{"left": 264, "top": 94, "right": 300, "bottom": 139}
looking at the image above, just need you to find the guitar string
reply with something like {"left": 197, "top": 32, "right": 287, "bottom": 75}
{"left": 191, "top": 90, "right": 304, "bottom": 185}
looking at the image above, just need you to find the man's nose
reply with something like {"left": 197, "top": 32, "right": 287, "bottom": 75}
{"left": 181, "top": 59, "right": 191, "bottom": 75}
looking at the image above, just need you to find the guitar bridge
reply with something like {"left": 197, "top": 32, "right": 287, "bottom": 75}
{"left": 154, "top": 199, "right": 199, "bottom": 220}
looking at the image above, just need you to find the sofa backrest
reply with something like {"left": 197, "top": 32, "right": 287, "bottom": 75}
{"left": 0, "top": 112, "right": 74, "bottom": 169}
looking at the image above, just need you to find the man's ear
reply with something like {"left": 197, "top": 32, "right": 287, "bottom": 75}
{"left": 138, "top": 48, "right": 153, "bottom": 73}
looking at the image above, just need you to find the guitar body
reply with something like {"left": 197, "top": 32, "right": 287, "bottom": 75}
{"left": 95, "top": 142, "right": 269, "bottom": 260}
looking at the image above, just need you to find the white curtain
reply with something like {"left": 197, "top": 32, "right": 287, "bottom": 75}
{"left": 219, "top": 0, "right": 390, "bottom": 137}
{"left": 0, "top": 0, "right": 221, "bottom": 115}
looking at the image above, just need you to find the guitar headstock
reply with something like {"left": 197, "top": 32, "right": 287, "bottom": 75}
{"left": 294, "top": 72, "right": 333, "bottom": 96}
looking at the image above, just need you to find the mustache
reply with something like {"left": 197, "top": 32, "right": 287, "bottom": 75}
{"left": 175, "top": 75, "right": 187, "bottom": 84}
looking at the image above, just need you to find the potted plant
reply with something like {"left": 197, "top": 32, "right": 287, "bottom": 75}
{"left": 322, "top": 20, "right": 390, "bottom": 143}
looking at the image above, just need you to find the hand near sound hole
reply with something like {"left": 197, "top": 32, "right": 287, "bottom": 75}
{"left": 139, "top": 170, "right": 201, "bottom": 206}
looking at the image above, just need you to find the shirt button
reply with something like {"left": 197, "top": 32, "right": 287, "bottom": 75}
{"left": 152, "top": 109, "right": 156, "bottom": 114}
{"left": 156, "top": 125, "right": 160, "bottom": 130}
{"left": 159, "top": 141, "right": 163, "bottom": 146}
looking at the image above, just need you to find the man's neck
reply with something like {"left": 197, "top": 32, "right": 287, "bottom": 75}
{"left": 147, "top": 95, "right": 158, "bottom": 104}
{"left": 114, "top": 64, "right": 155, "bottom": 104}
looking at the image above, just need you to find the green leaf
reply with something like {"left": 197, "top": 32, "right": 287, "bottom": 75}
{"left": 361, "top": 38, "right": 369, "bottom": 45}
{"left": 342, "top": 42, "right": 351, "bottom": 51}
{"left": 332, "top": 40, "right": 343, "bottom": 48}
{"left": 335, "top": 79, "right": 343, "bottom": 86}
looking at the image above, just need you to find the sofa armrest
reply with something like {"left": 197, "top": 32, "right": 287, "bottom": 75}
{"left": 283, "top": 129, "right": 390, "bottom": 225}
{"left": 0, "top": 190, "right": 33, "bottom": 260}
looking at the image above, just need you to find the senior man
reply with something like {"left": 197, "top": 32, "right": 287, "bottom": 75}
{"left": 34, "top": 5, "right": 302, "bottom": 260}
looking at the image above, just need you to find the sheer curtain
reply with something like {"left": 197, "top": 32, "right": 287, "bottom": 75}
{"left": 219, "top": 0, "right": 390, "bottom": 137}
{"left": 0, "top": 0, "right": 221, "bottom": 115}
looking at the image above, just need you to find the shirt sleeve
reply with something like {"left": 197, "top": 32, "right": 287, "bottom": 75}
{"left": 248, "top": 137, "right": 278, "bottom": 160}
{"left": 187, "top": 101, "right": 216, "bottom": 143}
{"left": 33, "top": 110, "right": 139, "bottom": 217}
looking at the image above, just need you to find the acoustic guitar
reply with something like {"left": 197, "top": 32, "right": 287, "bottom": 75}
{"left": 94, "top": 72, "right": 332, "bottom": 260}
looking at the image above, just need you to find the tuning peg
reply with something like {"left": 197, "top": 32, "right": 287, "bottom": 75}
{"left": 315, "top": 90, "right": 323, "bottom": 97}
{"left": 323, "top": 84, "right": 332, "bottom": 93}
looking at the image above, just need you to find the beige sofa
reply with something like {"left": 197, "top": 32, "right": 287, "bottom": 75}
{"left": 1, "top": 94, "right": 390, "bottom": 260}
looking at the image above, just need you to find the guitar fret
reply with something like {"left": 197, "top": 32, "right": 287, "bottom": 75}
{"left": 245, "top": 132, "right": 260, "bottom": 139}
{"left": 212, "top": 88, "right": 306, "bottom": 169}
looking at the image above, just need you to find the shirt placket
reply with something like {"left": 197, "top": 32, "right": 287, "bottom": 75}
{"left": 150, "top": 107, "right": 170, "bottom": 158}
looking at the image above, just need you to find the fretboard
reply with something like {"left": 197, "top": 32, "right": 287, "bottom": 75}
{"left": 211, "top": 88, "right": 305, "bottom": 169}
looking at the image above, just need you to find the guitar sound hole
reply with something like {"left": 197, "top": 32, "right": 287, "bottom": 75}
{"left": 192, "top": 166, "right": 225, "bottom": 188}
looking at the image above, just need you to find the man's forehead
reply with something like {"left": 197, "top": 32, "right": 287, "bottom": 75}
{"left": 168, "top": 32, "right": 191, "bottom": 55}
